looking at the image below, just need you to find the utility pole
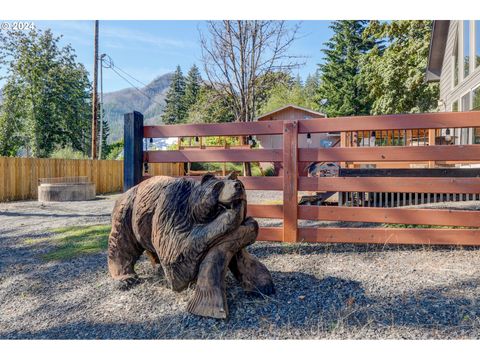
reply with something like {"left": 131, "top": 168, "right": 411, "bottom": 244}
{"left": 91, "top": 20, "right": 99, "bottom": 159}
{"left": 99, "top": 53, "right": 105, "bottom": 159}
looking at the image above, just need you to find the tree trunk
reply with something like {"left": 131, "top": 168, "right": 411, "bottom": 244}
{"left": 239, "top": 135, "right": 252, "bottom": 176}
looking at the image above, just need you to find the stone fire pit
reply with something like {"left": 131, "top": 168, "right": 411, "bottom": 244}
{"left": 38, "top": 176, "right": 96, "bottom": 202}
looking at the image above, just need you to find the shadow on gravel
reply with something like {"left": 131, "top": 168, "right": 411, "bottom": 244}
{"left": 249, "top": 243, "right": 480, "bottom": 258}
{"left": 352, "top": 278, "right": 480, "bottom": 330}
{"left": 0, "top": 211, "right": 110, "bottom": 218}
{"left": 2, "top": 268, "right": 480, "bottom": 339}
{"left": 0, "top": 320, "right": 172, "bottom": 339}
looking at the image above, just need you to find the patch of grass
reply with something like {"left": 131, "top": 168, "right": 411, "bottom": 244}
{"left": 191, "top": 162, "right": 264, "bottom": 176}
{"left": 260, "top": 199, "right": 283, "bottom": 205}
{"left": 26, "top": 225, "right": 111, "bottom": 262}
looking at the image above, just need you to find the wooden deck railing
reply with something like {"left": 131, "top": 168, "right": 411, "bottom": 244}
{"left": 124, "top": 110, "right": 480, "bottom": 246}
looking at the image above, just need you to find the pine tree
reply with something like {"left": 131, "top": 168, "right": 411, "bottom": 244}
{"left": 184, "top": 64, "right": 202, "bottom": 109}
{"left": 99, "top": 110, "right": 110, "bottom": 159}
{"left": 161, "top": 65, "right": 186, "bottom": 124}
{"left": 316, "top": 21, "right": 377, "bottom": 117}
{"left": 304, "top": 71, "right": 320, "bottom": 101}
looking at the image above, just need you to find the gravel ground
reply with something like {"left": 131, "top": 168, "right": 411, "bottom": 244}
{"left": 1, "top": 192, "right": 480, "bottom": 339}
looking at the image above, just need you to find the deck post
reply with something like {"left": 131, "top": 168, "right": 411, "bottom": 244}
{"left": 123, "top": 111, "right": 144, "bottom": 192}
{"left": 283, "top": 120, "right": 298, "bottom": 242}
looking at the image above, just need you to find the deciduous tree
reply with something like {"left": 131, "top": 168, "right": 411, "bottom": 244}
{"left": 360, "top": 20, "right": 439, "bottom": 114}
{"left": 0, "top": 28, "right": 92, "bottom": 157}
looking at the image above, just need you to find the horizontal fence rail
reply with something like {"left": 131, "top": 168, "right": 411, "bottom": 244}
{"left": 124, "top": 110, "right": 480, "bottom": 246}
{"left": 298, "top": 111, "right": 480, "bottom": 133}
{"left": 145, "top": 149, "right": 283, "bottom": 163}
{"left": 248, "top": 204, "right": 480, "bottom": 227}
{"left": 298, "top": 177, "right": 480, "bottom": 193}
{"left": 299, "top": 145, "right": 480, "bottom": 162}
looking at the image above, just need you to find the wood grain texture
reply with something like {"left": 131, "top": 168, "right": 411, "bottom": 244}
{"left": 144, "top": 120, "right": 284, "bottom": 137}
{"left": 283, "top": 121, "right": 298, "bottom": 242}
{"left": 299, "top": 145, "right": 480, "bottom": 162}
{"left": 298, "top": 206, "right": 480, "bottom": 227}
{"left": 257, "top": 227, "right": 283, "bottom": 242}
{"left": 247, "top": 204, "right": 283, "bottom": 218}
{"left": 145, "top": 149, "right": 282, "bottom": 163}
{"left": 0, "top": 157, "right": 181, "bottom": 202}
{"left": 296, "top": 228, "right": 480, "bottom": 246}
{"left": 299, "top": 176, "right": 480, "bottom": 194}
{"left": 258, "top": 227, "right": 480, "bottom": 246}
{"left": 298, "top": 111, "right": 480, "bottom": 133}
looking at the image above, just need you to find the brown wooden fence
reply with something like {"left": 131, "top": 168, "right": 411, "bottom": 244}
{"left": 0, "top": 157, "right": 181, "bottom": 202}
{"left": 131, "top": 110, "right": 480, "bottom": 246}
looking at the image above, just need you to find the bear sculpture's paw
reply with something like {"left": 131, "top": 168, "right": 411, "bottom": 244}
{"left": 187, "top": 287, "right": 228, "bottom": 319}
{"left": 116, "top": 276, "right": 143, "bottom": 291}
{"left": 229, "top": 249, "right": 275, "bottom": 297}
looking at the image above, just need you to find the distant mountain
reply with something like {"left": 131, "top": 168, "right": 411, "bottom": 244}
{"left": 103, "top": 72, "right": 173, "bottom": 142}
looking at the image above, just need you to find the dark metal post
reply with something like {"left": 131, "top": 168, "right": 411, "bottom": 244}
{"left": 124, "top": 111, "right": 144, "bottom": 192}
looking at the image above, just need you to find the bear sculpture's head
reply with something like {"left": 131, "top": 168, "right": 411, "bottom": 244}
{"left": 189, "top": 172, "right": 246, "bottom": 224}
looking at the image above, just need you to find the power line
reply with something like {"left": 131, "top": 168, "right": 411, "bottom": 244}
{"left": 103, "top": 55, "right": 164, "bottom": 107}
{"left": 109, "top": 67, "right": 164, "bottom": 107}
{"left": 114, "top": 63, "right": 151, "bottom": 89}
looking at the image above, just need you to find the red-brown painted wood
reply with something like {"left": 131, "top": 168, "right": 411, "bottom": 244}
{"left": 298, "top": 111, "right": 480, "bottom": 133}
{"left": 184, "top": 176, "right": 283, "bottom": 190}
{"left": 146, "top": 149, "right": 282, "bottom": 163}
{"left": 298, "top": 206, "right": 480, "bottom": 227}
{"left": 143, "top": 175, "right": 283, "bottom": 190}
{"left": 296, "top": 227, "right": 480, "bottom": 246}
{"left": 144, "top": 120, "right": 284, "bottom": 138}
{"left": 299, "top": 145, "right": 480, "bottom": 162}
{"left": 257, "top": 227, "right": 283, "bottom": 242}
{"left": 299, "top": 176, "right": 480, "bottom": 194}
{"left": 247, "top": 204, "right": 283, "bottom": 218}
{"left": 248, "top": 205, "right": 480, "bottom": 227}
{"left": 283, "top": 121, "right": 298, "bottom": 242}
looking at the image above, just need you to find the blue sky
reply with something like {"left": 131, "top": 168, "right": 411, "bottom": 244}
{"left": 1, "top": 20, "right": 333, "bottom": 93}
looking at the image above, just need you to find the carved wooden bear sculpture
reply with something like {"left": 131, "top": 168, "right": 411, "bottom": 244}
{"left": 108, "top": 173, "right": 275, "bottom": 319}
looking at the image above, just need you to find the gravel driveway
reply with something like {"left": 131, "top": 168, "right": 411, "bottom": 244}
{"left": 1, "top": 192, "right": 480, "bottom": 339}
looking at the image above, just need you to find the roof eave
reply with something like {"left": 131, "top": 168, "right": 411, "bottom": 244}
{"left": 426, "top": 20, "right": 450, "bottom": 83}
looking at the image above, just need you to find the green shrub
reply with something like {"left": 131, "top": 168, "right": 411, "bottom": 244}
{"left": 104, "top": 140, "right": 124, "bottom": 160}
{"left": 50, "top": 147, "right": 88, "bottom": 160}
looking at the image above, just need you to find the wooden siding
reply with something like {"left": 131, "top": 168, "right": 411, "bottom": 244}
{"left": 440, "top": 21, "right": 480, "bottom": 110}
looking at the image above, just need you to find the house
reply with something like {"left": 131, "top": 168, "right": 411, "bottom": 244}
{"left": 341, "top": 21, "right": 480, "bottom": 170}
{"left": 255, "top": 104, "right": 338, "bottom": 175}
{"left": 426, "top": 20, "right": 480, "bottom": 145}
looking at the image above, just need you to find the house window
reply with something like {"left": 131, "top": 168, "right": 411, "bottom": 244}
{"left": 462, "top": 92, "right": 471, "bottom": 111}
{"left": 473, "top": 87, "right": 480, "bottom": 144}
{"left": 474, "top": 87, "right": 480, "bottom": 110}
{"left": 461, "top": 92, "right": 472, "bottom": 144}
{"left": 453, "top": 27, "right": 459, "bottom": 86}
{"left": 476, "top": 21, "right": 480, "bottom": 68}
{"left": 452, "top": 100, "right": 459, "bottom": 112}
{"left": 464, "top": 21, "right": 471, "bottom": 78}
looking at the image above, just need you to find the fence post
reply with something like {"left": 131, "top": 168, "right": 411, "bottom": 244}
{"left": 123, "top": 111, "right": 144, "bottom": 192}
{"left": 283, "top": 120, "right": 298, "bottom": 242}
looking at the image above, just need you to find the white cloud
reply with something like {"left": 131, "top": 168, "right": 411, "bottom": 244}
{"left": 36, "top": 20, "right": 194, "bottom": 50}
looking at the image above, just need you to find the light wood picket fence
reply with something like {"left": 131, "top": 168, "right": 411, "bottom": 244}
{"left": 0, "top": 157, "right": 181, "bottom": 202}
